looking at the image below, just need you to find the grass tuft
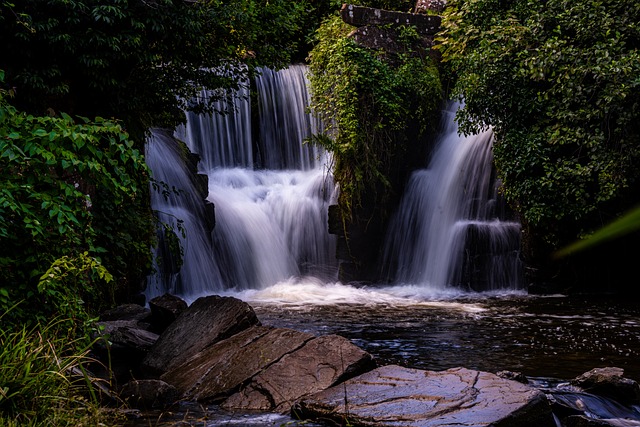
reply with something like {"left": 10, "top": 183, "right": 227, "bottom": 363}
{"left": 0, "top": 316, "right": 121, "bottom": 426}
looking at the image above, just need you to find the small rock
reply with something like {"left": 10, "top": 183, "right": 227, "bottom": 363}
{"left": 497, "top": 370, "right": 529, "bottom": 384}
{"left": 100, "top": 304, "right": 150, "bottom": 322}
{"left": 571, "top": 367, "right": 640, "bottom": 406}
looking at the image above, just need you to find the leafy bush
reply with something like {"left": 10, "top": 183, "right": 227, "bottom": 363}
{"left": 437, "top": 0, "right": 640, "bottom": 250}
{"left": 0, "top": 0, "right": 311, "bottom": 141}
{"left": 308, "top": 16, "right": 442, "bottom": 216}
{"left": 0, "top": 73, "right": 149, "bottom": 326}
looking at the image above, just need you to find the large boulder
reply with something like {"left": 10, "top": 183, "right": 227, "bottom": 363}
{"left": 141, "top": 295, "right": 259, "bottom": 377}
{"left": 295, "top": 365, "right": 555, "bottom": 427}
{"left": 222, "top": 334, "right": 376, "bottom": 413}
{"left": 161, "top": 326, "right": 314, "bottom": 402}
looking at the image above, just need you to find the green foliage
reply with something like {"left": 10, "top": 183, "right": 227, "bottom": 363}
{"left": 37, "top": 252, "right": 113, "bottom": 324}
{"left": 0, "top": 82, "right": 148, "bottom": 326}
{"left": 0, "top": 0, "right": 310, "bottom": 141}
{"left": 437, "top": 0, "right": 640, "bottom": 248}
{"left": 308, "top": 16, "right": 442, "bottom": 216}
{"left": 0, "top": 316, "right": 118, "bottom": 426}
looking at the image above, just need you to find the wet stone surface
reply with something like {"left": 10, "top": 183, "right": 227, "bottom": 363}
{"left": 295, "top": 364, "right": 555, "bottom": 427}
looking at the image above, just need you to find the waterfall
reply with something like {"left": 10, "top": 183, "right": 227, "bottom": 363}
{"left": 145, "top": 65, "right": 337, "bottom": 300}
{"left": 145, "top": 129, "right": 223, "bottom": 298}
{"left": 175, "top": 83, "right": 253, "bottom": 170}
{"left": 254, "top": 65, "right": 326, "bottom": 170}
{"left": 382, "top": 104, "right": 523, "bottom": 291}
{"left": 146, "top": 71, "right": 521, "bottom": 300}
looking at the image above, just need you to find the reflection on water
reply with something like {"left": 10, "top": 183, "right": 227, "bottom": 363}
{"left": 221, "top": 280, "right": 640, "bottom": 383}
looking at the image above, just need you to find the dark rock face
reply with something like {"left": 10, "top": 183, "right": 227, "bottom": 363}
{"left": 348, "top": 26, "right": 433, "bottom": 55}
{"left": 141, "top": 295, "right": 260, "bottom": 377}
{"left": 99, "top": 303, "right": 150, "bottom": 322}
{"left": 161, "top": 326, "right": 313, "bottom": 402}
{"left": 148, "top": 293, "right": 188, "bottom": 333}
{"left": 94, "top": 319, "right": 159, "bottom": 386}
{"left": 571, "top": 367, "right": 640, "bottom": 406}
{"left": 222, "top": 334, "right": 376, "bottom": 412}
{"left": 120, "top": 379, "right": 179, "bottom": 410}
{"left": 341, "top": 4, "right": 441, "bottom": 35}
{"left": 295, "top": 365, "right": 556, "bottom": 427}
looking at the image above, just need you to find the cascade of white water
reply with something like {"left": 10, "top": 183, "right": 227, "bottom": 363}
{"left": 175, "top": 83, "right": 253, "bottom": 170}
{"left": 145, "top": 129, "right": 223, "bottom": 299}
{"left": 383, "top": 104, "right": 522, "bottom": 290}
{"left": 254, "top": 65, "right": 325, "bottom": 170}
{"left": 146, "top": 65, "right": 337, "bottom": 299}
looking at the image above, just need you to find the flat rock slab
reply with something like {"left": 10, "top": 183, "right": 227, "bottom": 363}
{"left": 222, "top": 334, "right": 376, "bottom": 413}
{"left": 161, "top": 326, "right": 314, "bottom": 402}
{"left": 295, "top": 365, "right": 556, "bottom": 427}
{"left": 141, "top": 295, "right": 259, "bottom": 377}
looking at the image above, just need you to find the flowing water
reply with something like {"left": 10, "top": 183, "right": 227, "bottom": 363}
{"left": 382, "top": 105, "right": 522, "bottom": 291}
{"left": 142, "top": 65, "right": 640, "bottom": 425}
{"left": 145, "top": 64, "right": 336, "bottom": 299}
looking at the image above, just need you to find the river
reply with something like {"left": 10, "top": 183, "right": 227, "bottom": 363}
{"left": 139, "top": 65, "right": 640, "bottom": 426}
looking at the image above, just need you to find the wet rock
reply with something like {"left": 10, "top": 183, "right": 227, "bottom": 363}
{"left": 97, "top": 320, "right": 159, "bottom": 351}
{"left": 141, "top": 295, "right": 260, "bottom": 377}
{"left": 161, "top": 326, "right": 314, "bottom": 402}
{"left": 148, "top": 293, "right": 188, "bottom": 333}
{"left": 571, "top": 367, "right": 640, "bottom": 406}
{"left": 120, "top": 379, "right": 180, "bottom": 410}
{"left": 100, "top": 303, "right": 150, "bottom": 322}
{"left": 93, "top": 320, "right": 160, "bottom": 385}
{"left": 497, "top": 370, "right": 529, "bottom": 384}
{"left": 295, "top": 364, "right": 555, "bottom": 427}
{"left": 222, "top": 334, "right": 376, "bottom": 413}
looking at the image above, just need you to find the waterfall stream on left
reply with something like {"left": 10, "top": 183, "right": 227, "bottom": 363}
{"left": 145, "top": 65, "right": 337, "bottom": 301}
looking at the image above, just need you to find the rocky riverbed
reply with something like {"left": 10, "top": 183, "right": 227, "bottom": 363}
{"left": 94, "top": 293, "right": 640, "bottom": 427}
